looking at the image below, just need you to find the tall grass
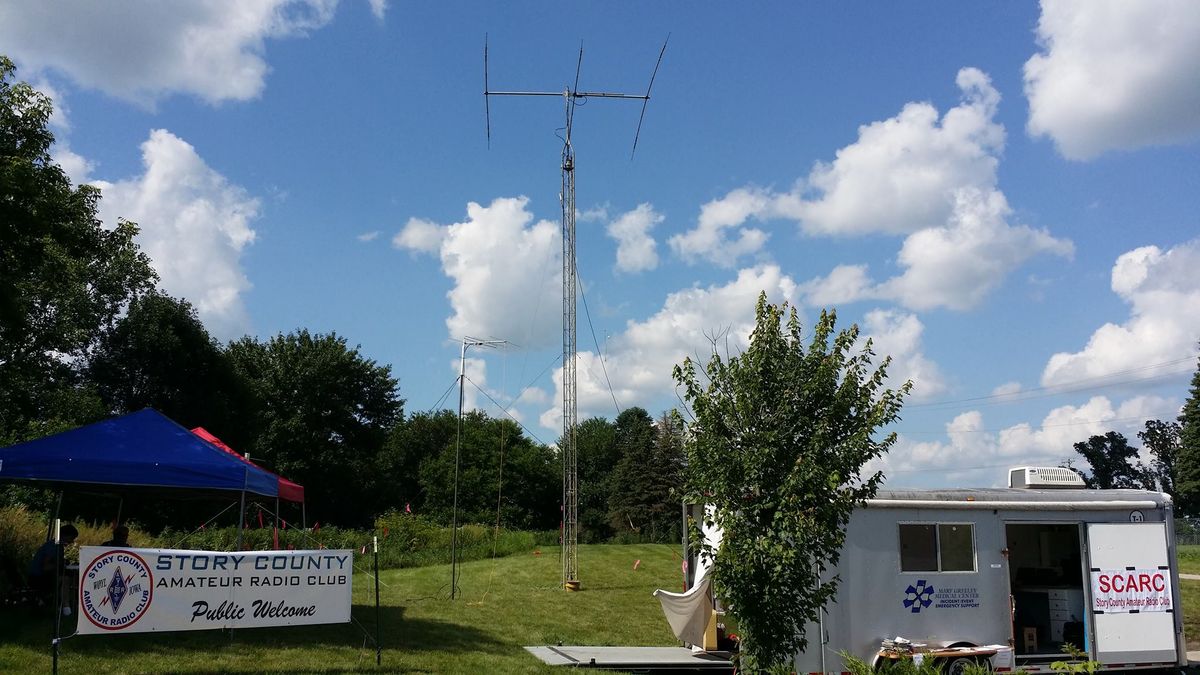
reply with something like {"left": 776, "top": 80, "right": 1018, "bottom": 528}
{"left": 0, "top": 505, "right": 547, "bottom": 594}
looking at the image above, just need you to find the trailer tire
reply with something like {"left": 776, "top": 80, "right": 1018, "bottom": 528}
{"left": 944, "top": 656, "right": 985, "bottom": 675}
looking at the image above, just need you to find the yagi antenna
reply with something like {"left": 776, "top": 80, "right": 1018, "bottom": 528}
{"left": 483, "top": 36, "right": 669, "bottom": 156}
{"left": 481, "top": 36, "right": 667, "bottom": 594}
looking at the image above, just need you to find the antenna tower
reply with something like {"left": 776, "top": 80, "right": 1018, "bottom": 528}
{"left": 485, "top": 36, "right": 666, "bottom": 591}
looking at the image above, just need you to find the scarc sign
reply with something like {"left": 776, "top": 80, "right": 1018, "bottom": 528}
{"left": 1090, "top": 568, "right": 1172, "bottom": 613}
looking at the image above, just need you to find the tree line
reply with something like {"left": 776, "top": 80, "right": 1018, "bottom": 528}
{"left": 0, "top": 56, "right": 683, "bottom": 536}
{"left": 1065, "top": 358, "right": 1200, "bottom": 514}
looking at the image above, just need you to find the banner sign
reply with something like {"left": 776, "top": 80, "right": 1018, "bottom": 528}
{"left": 1090, "top": 568, "right": 1172, "bottom": 613}
{"left": 77, "top": 546, "right": 353, "bottom": 634}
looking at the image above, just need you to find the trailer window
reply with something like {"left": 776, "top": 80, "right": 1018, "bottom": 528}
{"left": 899, "top": 524, "right": 938, "bottom": 571}
{"left": 899, "top": 523, "right": 975, "bottom": 572}
{"left": 938, "top": 524, "right": 974, "bottom": 571}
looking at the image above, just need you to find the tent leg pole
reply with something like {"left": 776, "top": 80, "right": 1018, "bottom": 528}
{"left": 51, "top": 491, "right": 63, "bottom": 675}
{"left": 236, "top": 489, "right": 247, "bottom": 551}
{"left": 274, "top": 497, "right": 280, "bottom": 550}
{"left": 115, "top": 496, "right": 123, "bottom": 528}
{"left": 302, "top": 501, "right": 307, "bottom": 530}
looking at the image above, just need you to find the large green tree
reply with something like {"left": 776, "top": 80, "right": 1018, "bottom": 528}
{"left": 227, "top": 330, "right": 404, "bottom": 526}
{"left": 89, "top": 292, "right": 257, "bottom": 448}
{"left": 608, "top": 408, "right": 684, "bottom": 542}
{"left": 1071, "top": 431, "right": 1150, "bottom": 489}
{"left": 416, "top": 410, "right": 558, "bottom": 530}
{"left": 1139, "top": 419, "right": 1181, "bottom": 496}
{"left": 0, "top": 56, "right": 155, "bottom": 443}
{"left": 1178, "top": 351, "right": 1200, "bottom": 514}
{"left": 675, "top": 295, "right": 909, "bottom": 671}
{"left": 575, "top": 416, "right": 618, "bottom": 542}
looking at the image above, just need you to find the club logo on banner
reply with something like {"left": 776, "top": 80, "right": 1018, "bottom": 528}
{"left": 1090, "top": 568, "right": 1173, "bottom": 613}
{"left": 76, "top": 546, "right": 353, "bottom": 634}
{"left": 80, "top": 550, "right": 154, "bottom": 630}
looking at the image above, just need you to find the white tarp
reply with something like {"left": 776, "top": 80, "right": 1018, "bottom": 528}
{"left": 654, "top": 576, "right": 712, "bottom": 647}
{"left": 76, "top": 546, "right": 353, "bottom": 634}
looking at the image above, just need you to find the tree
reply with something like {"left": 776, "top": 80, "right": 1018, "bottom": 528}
{"left": 575, "top": 416, "right": 618, "bottom": 542}
{"left": 416, "top": 411, "right": 558, "bottom": 530}
{"left": 227, "top": 330, "right": 404, "bottom": 526}
{"left": 1139, "top": 419, "right": 1181, "bottom": 495}
{"left": 1071, "top": 431, "right": 1149, "bottom": 489}
{"left": 380, "top": 410, "right": 458, "bottom": 515}
{"left": 674, "top": 295, "right": 909, "bottom": 671}
{"left": 0, "top": 55, "right": 156, "bottom": 442}
{"left": 88, "top": 292, "right": 257, "bottom": 448}
{"left": 608, "top": 408, "right": 685, "bottom": 542}
{"left": 1178, "top": 351, "right": 1200, "bottom": 514}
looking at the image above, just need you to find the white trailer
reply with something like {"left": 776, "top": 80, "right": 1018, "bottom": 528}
{"left": 671, "top": 470, "right": 1187, "bottom": 674}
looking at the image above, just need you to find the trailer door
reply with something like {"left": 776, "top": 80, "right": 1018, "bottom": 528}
{"left": 1086, "top": 522, "right": 1176, "bottom": 666}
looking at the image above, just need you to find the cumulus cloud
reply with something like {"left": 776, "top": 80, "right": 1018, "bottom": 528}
{"left": 1024, "top": 0, "right": 1200, "bottom": 160}
{"left": 399, "top": 197, "right": 561, "bottom": 348}
{"left": 356, "top": 230, "right": 380, "bottom": 242}
{"left": 799, "top": 189, "right": 1073, "bottom": 311}
{"left": 94, "top": 129, "right": 259, "bottom": 339}
{"left": 858, "top": 309, "right": 947, "bottom": 400}
{"left": 392, "top": 217, "right": 444, "bottom": 254}
{"left": 606, "top": 203, "right": 662, "bottom": 273}
{"left": 0, "top": 0, "right": 338, "bottom": 105}
{"left": 540, "top": 265, "right": 799, "bottom": 429}
{"left": 669, "top": 188, "right": 773, "bottom": 267}
{"left": 875, "top": 188, "right": 1073, "bottom": 310}
{"left": 675, "top": 67, "right": 1004, "bottom": 267}
{"left": 873, "top": 394, "right": 1180, "bottom": 485}
{"left": 674, "top": 69, "right": 1070, "bottom": 310}
{"left": 367, "top": 0, "right": 388, "bottom": 21}
{"left": 1042, "top": 240, "right": 1200, "bottom": 386}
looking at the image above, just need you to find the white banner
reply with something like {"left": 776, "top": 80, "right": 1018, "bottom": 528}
{"left": 1090, "top": 568, "right": 1173, "bottom": 614}
{"left": 76, "top": 547, "right": 353, "bottom": 634}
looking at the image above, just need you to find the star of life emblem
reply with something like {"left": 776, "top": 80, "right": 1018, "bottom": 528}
{"left": 903, "top": 579, "right": 936, "bottom": 613}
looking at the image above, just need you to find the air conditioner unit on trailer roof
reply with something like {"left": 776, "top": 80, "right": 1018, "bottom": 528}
{"left": 1008, "top": 466, "right": 1086, "bottom": 489}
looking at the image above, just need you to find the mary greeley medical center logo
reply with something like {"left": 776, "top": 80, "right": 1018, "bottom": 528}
{"left": 80, "top": 550, "right": 154, "bottom": 630}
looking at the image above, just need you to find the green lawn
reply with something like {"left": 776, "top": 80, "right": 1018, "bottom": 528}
{"left": 0, "top": 544, "right": 683, "bottom": 674}
{"left": 1178, "top": 544, "right": 1200, "bottom": 575}
{"left": 4, "top": 543, "right": 1197, "bottom": 672}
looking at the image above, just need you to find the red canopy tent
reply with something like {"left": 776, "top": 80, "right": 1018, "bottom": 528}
{"left": 191, "top": 427, "right": 306, "bottom": 527}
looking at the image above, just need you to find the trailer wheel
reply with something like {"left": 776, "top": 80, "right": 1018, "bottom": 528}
{"left": 944, "top": 656, "right": 985, "bottom": 675}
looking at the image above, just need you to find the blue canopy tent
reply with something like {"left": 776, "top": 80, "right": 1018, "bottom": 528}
{"left": 0, "top": 408, "right": 307, "bottom": 550}
{"left": 0, "top": 408, "right": 283, "bottom": 499}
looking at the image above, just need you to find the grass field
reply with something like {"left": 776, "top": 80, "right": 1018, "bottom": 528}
{"left": 3, "top": 544, "right": 1199, "bottom": 673}
{"left": 0, "top": 544, "right": 682, "bottom": 674}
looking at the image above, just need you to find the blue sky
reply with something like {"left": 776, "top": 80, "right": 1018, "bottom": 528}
{"left": 4, "top": 1, "right": 1198, "bottom": 487}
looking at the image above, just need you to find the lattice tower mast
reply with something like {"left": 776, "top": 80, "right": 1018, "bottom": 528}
{"left": 485, "top": 37, "right": 666, "bottom": 591}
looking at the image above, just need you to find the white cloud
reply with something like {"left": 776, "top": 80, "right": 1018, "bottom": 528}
{"left": 30, "top": 77, "right": 95, "bottom": 184}
{"left": 858, "top": 309, "right": 947, "bottom": 401}
{"left": 876, "top": 188, "right": 1073, "bottom": 311}
{"left": 992, "top": 381, "right": 1023, "bottom": 398}
{"left": 392, "top": 217, "right": 444, "bottom": 254}
{"left": 367, "top": 0, "right": 388, "bottom": 21}
{"left": 669, "top": 187, "right": 773, "bottom": 267}
{"left": 578, "top": 205, "right": 609, "bottom": 223}
{"left": 94, "top": 129, "right": 259, "bottom": 339}
{"left": 1024, "top": 0, "right": 1200, "bottom": 160}
{"left": 540, "top": 265, "right": 799, "bottom": 429}
{"left": 677, "top": 69, "right": 1070, "bottom": 311}
{"left": 1042, "top": 240, "right": 1200, "bottom": 386}
{"left": 0, "top": 0, "right": 338, "bottom": 105}
{"left": 356, "top": 230, "right": 381, "bottom": 242}
{"left": 606, "top": 203, "right": 662, "bottom": 273}
{"left": 678, "top": 67, "right": 1004, "bottom": 264}
{"left": 798, "top": 67, "right": 1004, "bottom": 237}
{"left": 799, "top": 188, "right": 1073, "bottom": 311}
{"left": 415, "top": 197, "right": 561, "bottom": 348}
{"left": 874, "top": 394, "right": 1181, "bottom": 484}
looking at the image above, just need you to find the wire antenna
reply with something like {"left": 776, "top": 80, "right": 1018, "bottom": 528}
{"left": 483, "top": 37, "right": 667, "bottom": 593}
